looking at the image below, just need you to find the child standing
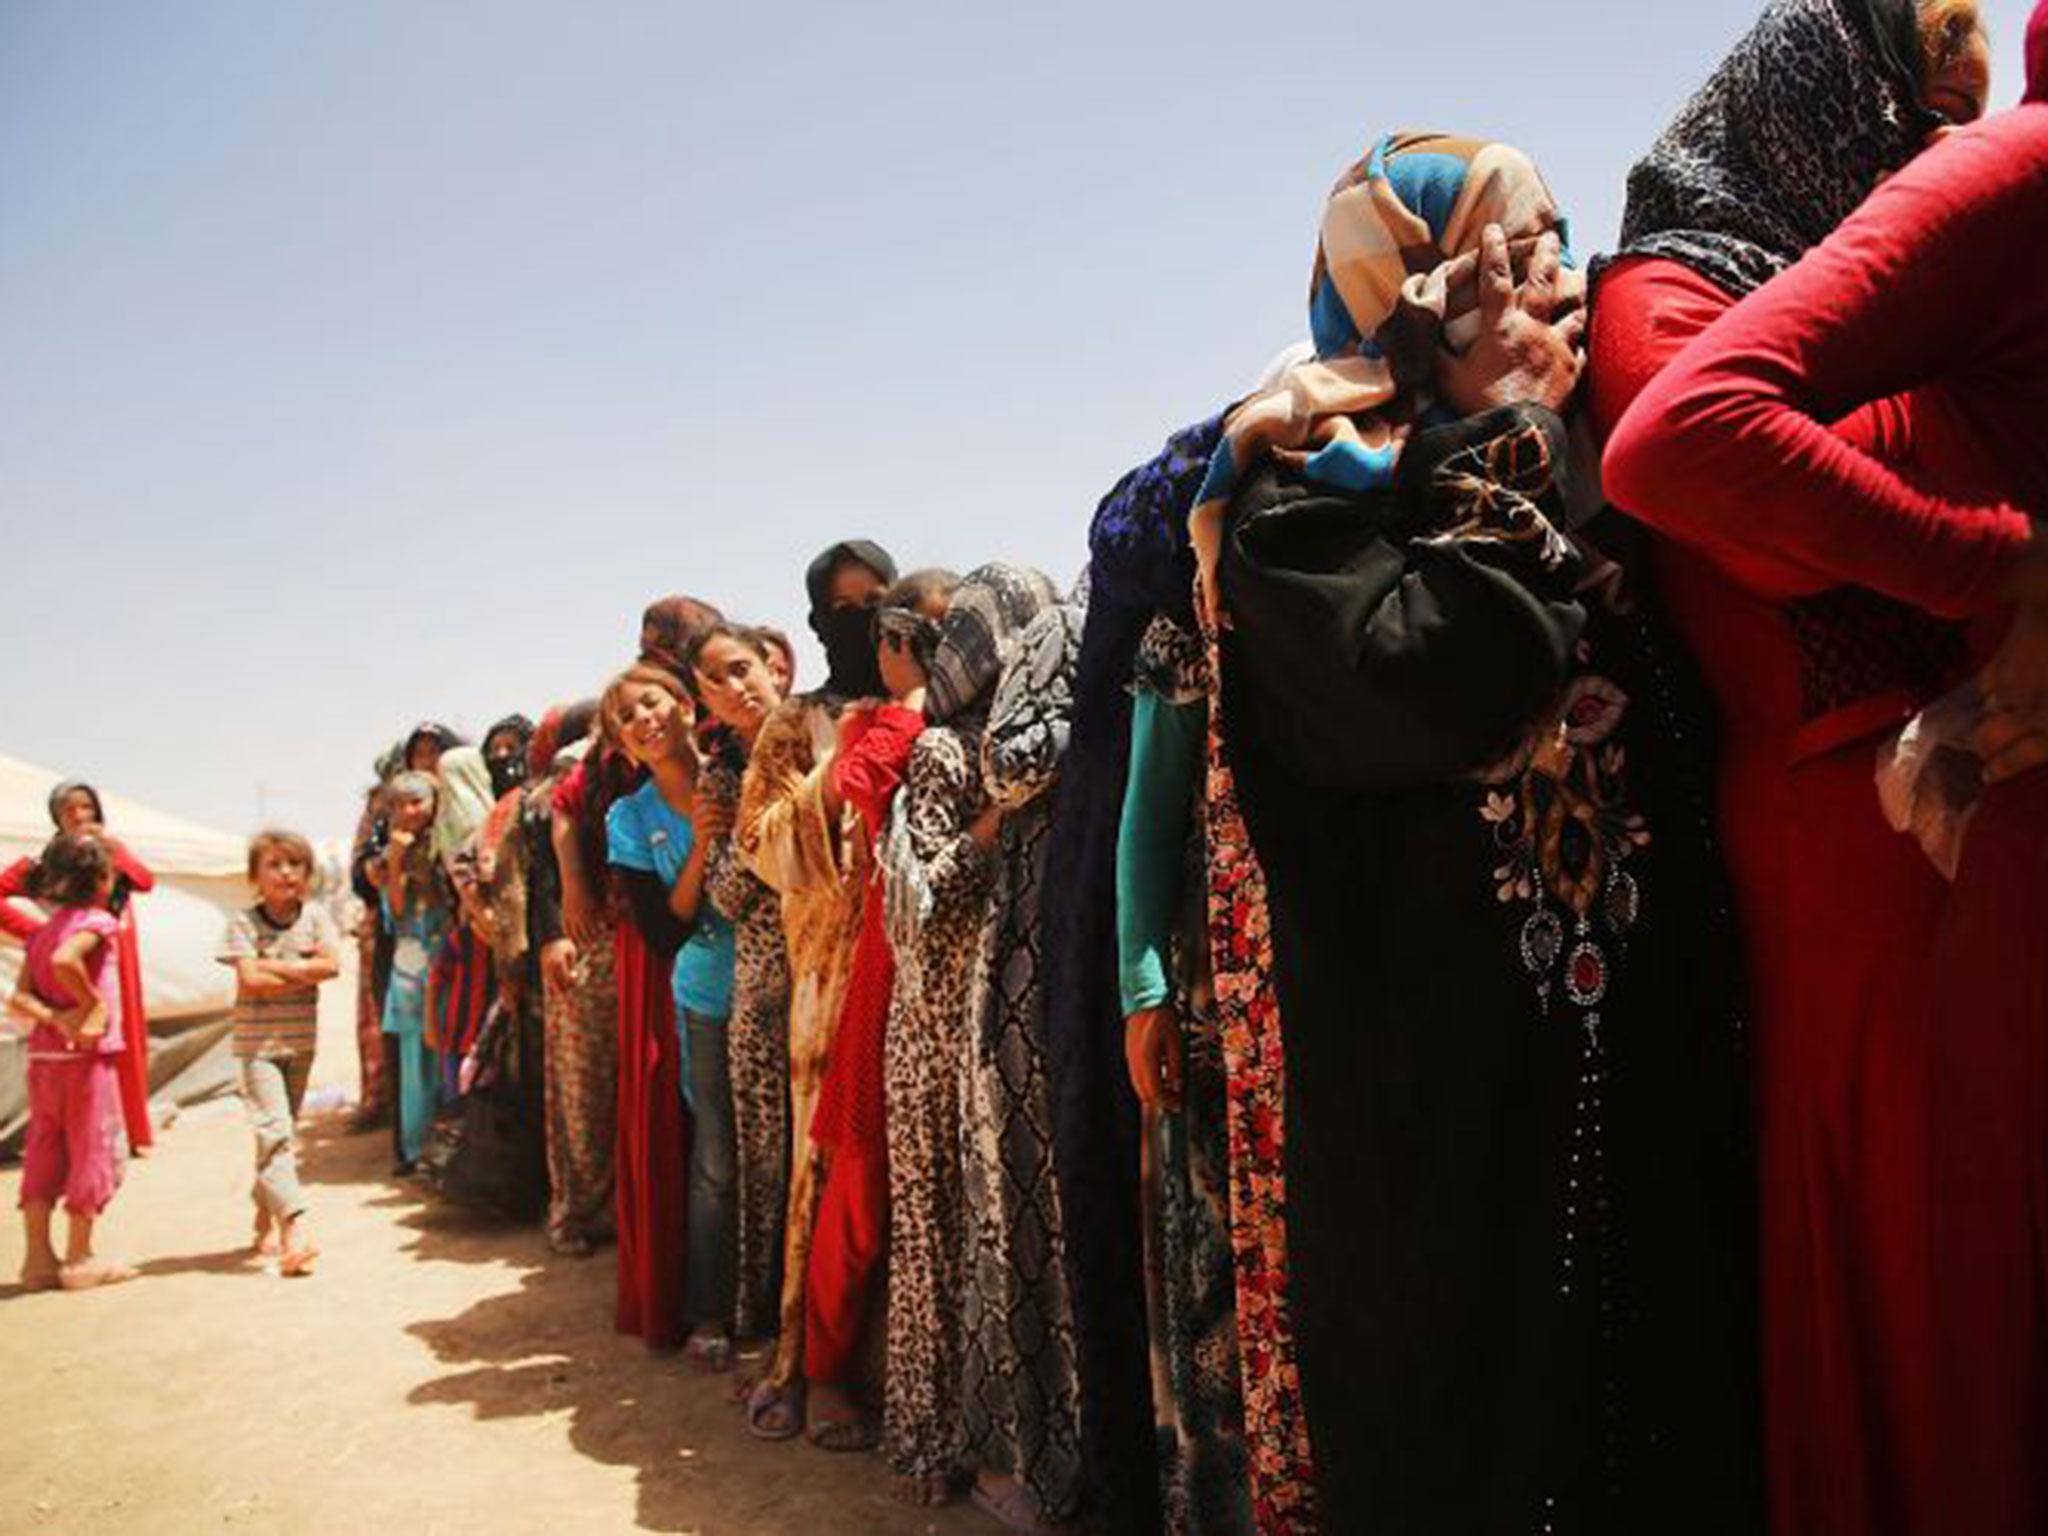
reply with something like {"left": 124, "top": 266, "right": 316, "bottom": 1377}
{"left": 220, "top": 830, "right": 340, "bottom": 1277}
{"left": 7, "top": 832, "right": 134, "bottom": 1291}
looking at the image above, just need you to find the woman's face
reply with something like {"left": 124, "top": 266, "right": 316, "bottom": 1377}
{"left": 54, "top": 790, "right": 100, "bottom": 836}
{"left": 1922, "top": 2, "right": 1992, "bottom": 125}
{"left": 692, "top": 636, "right": 782, "bottom": 735}
{"left": 407, "top": 738, "right": 445, "bottom": 776}
{"left": 617, "top": 683, "right": 689, "bottom": 767}
{"left": 828, "top": 560, "right": 885, "bottom": 612}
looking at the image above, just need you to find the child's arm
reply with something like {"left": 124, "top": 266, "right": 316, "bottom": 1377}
{"left": 5, "top": 971, "right": 55, "bottom": 1032}
{"left": 49, "top": 932, "right": 108, "bottom": 1041}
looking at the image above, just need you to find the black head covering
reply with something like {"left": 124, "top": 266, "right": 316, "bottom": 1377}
{"left": 402, "top": 720, "right": 466, "bottom": 766}
{"left": 483, "top": 713, "right": 537, "bottom": 798}
{"left": 47, "top": 780, "right": 105, "bottom": 828}
{"left": 805, "top": 539, "right": 899, "bottom": 699}
{"left": 1609, "top": 0, "right": 1935, "bottom": 299}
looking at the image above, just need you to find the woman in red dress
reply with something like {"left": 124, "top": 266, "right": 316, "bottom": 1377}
{"left": 1593, "top": 6, "right": 2044, "bottom": 1529}
{"left": 2, "top": 781, "right": 157, "bottom": 1155}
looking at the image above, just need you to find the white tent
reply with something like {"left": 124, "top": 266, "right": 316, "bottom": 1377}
{"left": 0, "top": 753, "right": 253, "bottom": 1149}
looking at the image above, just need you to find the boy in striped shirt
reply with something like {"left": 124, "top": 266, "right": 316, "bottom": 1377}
{"left": 220, "top": 830, "right": 340, "bottom": 1276}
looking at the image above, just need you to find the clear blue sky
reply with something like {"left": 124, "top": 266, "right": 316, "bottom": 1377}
{"left": 0, "top": 1, "right": 2035, "bottom": 841}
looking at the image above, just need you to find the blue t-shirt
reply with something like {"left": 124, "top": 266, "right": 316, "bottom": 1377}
{"left": 605, "top": 780, "right": 735, "bottom": 1021}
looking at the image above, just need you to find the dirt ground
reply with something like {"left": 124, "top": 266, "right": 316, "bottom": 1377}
{"left": 0, "top": 951, "right": 999, "bottom": 1535}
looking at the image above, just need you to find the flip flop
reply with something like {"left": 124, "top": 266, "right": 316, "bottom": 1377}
{"left": 744, "top": 1379, "right": 804, "bottom": 1442}
{"left": 805, "top": 1410, "right": 876, "bottom": 1453}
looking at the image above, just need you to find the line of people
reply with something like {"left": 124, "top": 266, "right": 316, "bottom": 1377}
{"left": 84, "top": 0, "right": 2048, "bottom": 1530}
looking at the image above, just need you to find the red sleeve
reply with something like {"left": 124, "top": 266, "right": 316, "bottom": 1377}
{"left": 829, "top": 704, "right": 926, "bottom": 839}
{"left": 0, "top": 858, "right": 44, "bottom": 944}
{"left": 1602, "top": 126, "right": 2045, "bottom": 620}
{"left": 550, "top": 758, "right": 588, "bottom": 818}
{"left": 108, "top": 841, "right": 154, "bottom": 893}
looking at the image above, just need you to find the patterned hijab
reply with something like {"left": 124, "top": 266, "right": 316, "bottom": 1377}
{"left": 1190, "top": 133, "right": 1570, "bottom": 615}
{"left": 432, "top": 746, "right": 496, "bottom": 860}
{"left": 925, "top": 563, "right": 1063, "bottom": 725}
{"left": 1612, "top": 0, "right": 1936, "bottom": 298}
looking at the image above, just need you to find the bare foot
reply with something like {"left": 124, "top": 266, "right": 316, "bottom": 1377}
{"left": 252, "top": 1213, "right": 279, "bottom": 1257}
{"left": 279, "top": 1219, "right": 318, "bottom": 1277}
{"left": 18, "top": 1265, "right": 62, "bottom": 1293}
{"left": 58, "top": 1257, "right": 138, "bottom": 1291}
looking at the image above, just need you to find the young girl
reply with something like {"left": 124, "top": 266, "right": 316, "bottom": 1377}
{"left": 374, "top": 772, "right": 451, "bottom": 1173}
{"left": 605, "top": 661, "right": 733, "bottom": 1350}
{"left": 686, "top": 626, "right": 790, "bottom": 1369}
{"left": 8, "top": 832, "right": 135, "bottom": 1291}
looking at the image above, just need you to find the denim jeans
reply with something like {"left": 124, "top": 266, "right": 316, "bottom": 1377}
{"left": 684, "top": 1010, "right": 736, "bottom": 1330}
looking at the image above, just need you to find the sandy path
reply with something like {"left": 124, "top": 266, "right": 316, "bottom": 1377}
{"left": 0, "top": 950, "right": 999, "bottom": 1536}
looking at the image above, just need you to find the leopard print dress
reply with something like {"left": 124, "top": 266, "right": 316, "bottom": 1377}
{"left": 878, "top": 723, "right": 999, "bottom": 1485}
{"left": 703, "top": 752, "right": 791, "bottom": 1342}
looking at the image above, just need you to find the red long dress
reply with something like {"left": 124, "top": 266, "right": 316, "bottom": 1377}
{"left": 1595, "top": 109, "right": 2048, "bottom": 1536}
{"left": 804, "top": 703, "right": 922, "bottom": 1387}
{"left": 612, "top": 910, "right": 687, "bottom": 1349}
{"left": 2, "top": 845, "right": 156, "bottom": 1153}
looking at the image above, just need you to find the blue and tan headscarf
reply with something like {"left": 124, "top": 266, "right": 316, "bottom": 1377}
{"left": 1190, "top": 132, "right": 1572, "bottom": 622}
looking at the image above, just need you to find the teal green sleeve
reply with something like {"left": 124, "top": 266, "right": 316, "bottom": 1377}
{"left": 1115, "top": 689, "right": 1206, "bottom": 1017}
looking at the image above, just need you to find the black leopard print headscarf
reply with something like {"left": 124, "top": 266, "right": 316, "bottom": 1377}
{"left": 1609, "top": 0, "right": 1938, "bottom": 297}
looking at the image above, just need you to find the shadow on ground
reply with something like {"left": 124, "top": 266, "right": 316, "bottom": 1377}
{"left": 298, "top": 1113, "right": 996, "bottom": 1535}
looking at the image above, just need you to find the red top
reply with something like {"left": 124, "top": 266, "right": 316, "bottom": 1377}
{"left": 811, "top": 702, "right": 924, "bottom": 1156}
{"left": 1604, "top": 110, "right": 2048, "bottom": 620}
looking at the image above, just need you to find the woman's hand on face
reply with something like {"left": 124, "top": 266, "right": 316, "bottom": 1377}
{"left": 1124, "top": 1005, "right": 1184, "bottom": 1112}
{"left": 1437, "top": 224, "right": 1586, "bottom": 419}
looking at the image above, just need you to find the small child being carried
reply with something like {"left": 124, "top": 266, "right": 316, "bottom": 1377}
{"left": 219, "top": 830, "right": 340, "bottom": 1277}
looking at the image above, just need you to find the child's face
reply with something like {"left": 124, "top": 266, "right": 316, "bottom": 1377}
{"left": 55, "top": 790, "right": 100, "bottom": 836}
{"left": 407, "top": 739, "right": 445, "bottom": 776}
{"left": 692, "top": 636, "right": 782, "bottom": 735}
{"left": 877, "top": 630, "right": 927, "bottom": 702}
{"left": 255, "top": 850, "right": 309, "bottom": 910}
{"left": 618, "top": 683, "right": 692, "bottom": 767}
{"left": 391, "top": 794, "right": 435, "bottom": 835}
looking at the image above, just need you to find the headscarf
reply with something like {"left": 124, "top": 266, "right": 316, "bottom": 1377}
{"left": 925, "top": 563, "right": 1063, "bottom": 725}
{"left": 1189, "top": 133, "right": 1571, "bottom": 616}
{"left": 2030, "top": 0, "right": 2048, "bottom": 100}
{"left": 1611, "top": 0, "right": 1935, "bottom": 299}
{"left": 482, "top": 712, "right": 537, "bottom": 798}
{"left": 47, "top": 779, "right": 105, "bottom": 828}
{"left": 433, "top": 746, "right": 496, "bottom": 860}
{"left": 402, "top": 721, "right": 465, "bottom": 772}
{"left": 372, "top": 742, "right": 406, "bottom": 785}
{"left": 640, "top": 595, "right": 725, "bottom": 678}
{"left": 805, "top": 540, "right": 899, "bottom": 699}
